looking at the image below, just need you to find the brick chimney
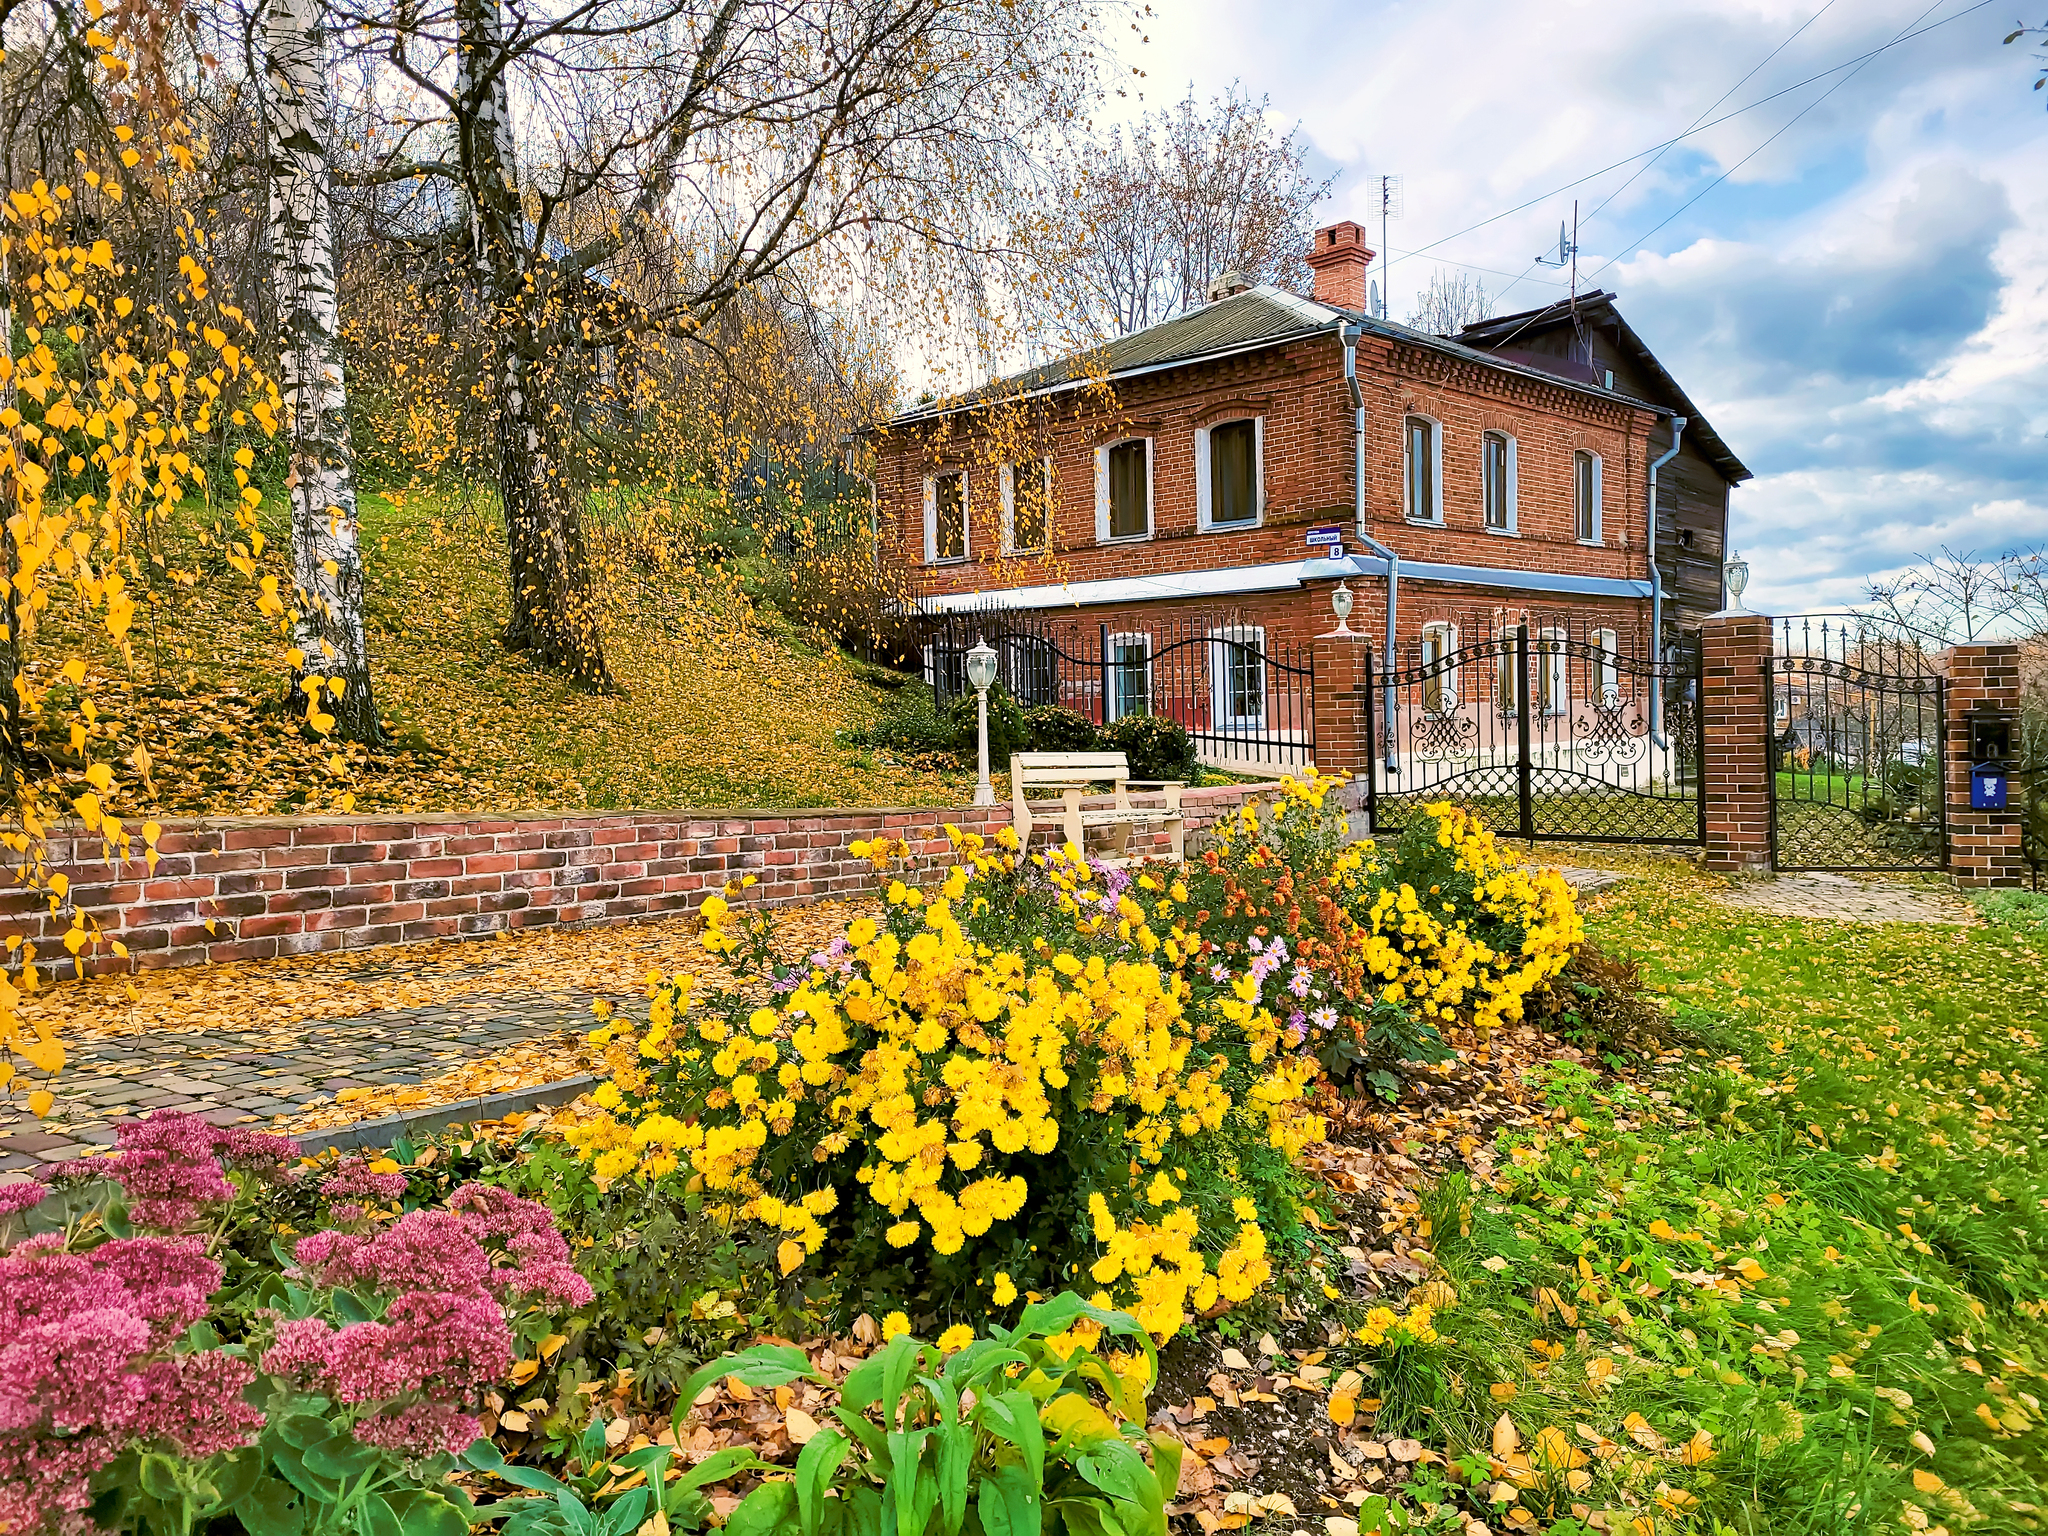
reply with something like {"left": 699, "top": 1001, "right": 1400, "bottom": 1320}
{"left": 1304, "top": 221, "right": 1374, "bottom": 312}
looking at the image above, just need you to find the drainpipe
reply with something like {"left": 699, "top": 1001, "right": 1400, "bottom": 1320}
{"left": 1647, "top": 415, "right": 1686, "bottom": 748}
{"left": 1339, "top": 320, "right": 1400, "bottom": 774}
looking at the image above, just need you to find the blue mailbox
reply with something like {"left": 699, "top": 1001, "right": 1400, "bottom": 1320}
{"left": 1971, "top": 763, "right": 2008, "bottom": 811}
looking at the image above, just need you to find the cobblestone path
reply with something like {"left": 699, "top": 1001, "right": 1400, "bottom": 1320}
{"left": 1710, "top": 871, "right": 1978, "bottom": 925}
{"left": 0, "top": 992, "right": 590, "bottom": 1172}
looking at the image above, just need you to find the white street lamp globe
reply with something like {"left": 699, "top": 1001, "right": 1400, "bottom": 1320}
{"left": 1724, "top": 551, "right": 1750, "bottom": 612}
{"left": 965, "top": 637, "right": 999, "bottom": 694}
{"left": 1330, "top": 581, "right": 1354, "bottom": 632}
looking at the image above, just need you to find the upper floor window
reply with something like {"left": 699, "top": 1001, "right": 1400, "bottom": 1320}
{"left": 1004, "top": 458, "right": 1051, "bottom": 553}
{"left": 1096, "top": 438, "right": 1152, "bottom": 542}
{"left": 1404, "top": 415, "right": 1440, "bottom": 523}
{"left": 1481, "top": 432, "right": 1515, "bottom": 532}
{"left": 1198, "top": 418, "right": 1262, "bottom": 530}
{"left": 924, "top": 470, "right": 967, "bottom": 563}
{"left": 1574, "top": 450, "right": 1602, "bottom": 543}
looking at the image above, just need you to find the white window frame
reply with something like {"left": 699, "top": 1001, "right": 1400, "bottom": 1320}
{"left": 1536, "top": 626, "right": 1569, "bottom": 716}
{"left": 1195, "top": 417, "right": 1264, "bottom": 532}
{"left": 1592, "top": 627, "right": 1619, "bottom": 706}
{"left": 923, "top": 469, "right": 969, "bottom": 564}
{"left": 1403, "top": 414, "right": 1443, "bottom": 525}
{"left": 1574, "top": 450, "right": 1604, "bottom": 545}
{"left": 1480, "top": 431, "right": 1517, "bottom": 534}
{"left": 1207, "top": 624, "right": 1267, "bottom": 731}
{"left": 1419, "top": 621, "right": 1460, "bottom": 713}
{"left": 1106, "top": 631, "right": 1153, "bottom": 720}
{"left": 1000, "top": 457, "right": 1053, "bottom": 555}
{"left": 1095, "top": 437, "right": 1154, "bottom": 543}
{"left": 1495, "top": 633, "right": 1521, "bottom": 714}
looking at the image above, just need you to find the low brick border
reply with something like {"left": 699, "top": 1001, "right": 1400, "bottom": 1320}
{"left": 4, "top": 783, "right": 1273, "bottom": 976}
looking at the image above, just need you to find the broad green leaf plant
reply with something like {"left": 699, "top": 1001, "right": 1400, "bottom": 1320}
{"left": 465, "top": 1293, "right": 1183, "bottom": 1536}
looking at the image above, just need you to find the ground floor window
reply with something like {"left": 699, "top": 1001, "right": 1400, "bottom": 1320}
{"left": 1108, "top": 633, "right": 1151, "bottom": 719}
{"left": 1209, "top": 626, "right": 1265, "bottom": 728}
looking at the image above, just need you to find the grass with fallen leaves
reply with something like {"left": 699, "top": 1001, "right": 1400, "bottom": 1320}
{"left": 38, "top": 484, "right": 977, "bottom": 818}
{"left": 1368, "top": 867, "right": 2048, "bottom": 1535}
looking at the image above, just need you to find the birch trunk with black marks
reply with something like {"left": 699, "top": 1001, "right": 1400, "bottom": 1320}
{"left": 266, "top": 0, "right": 380, "bottom": 741}
{"left": 457, "top": 0, "right": 611, "bottom": 688}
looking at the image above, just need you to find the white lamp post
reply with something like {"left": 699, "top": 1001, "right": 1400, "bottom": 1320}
{"left": 1723, "top": 550, "right": 1750, "bottom": 613}
{"left": 1329, "top": 580, "right": 1355, "bottom": 635}
{"left": 965, "top": 636, "right": 999, "bottom": 807}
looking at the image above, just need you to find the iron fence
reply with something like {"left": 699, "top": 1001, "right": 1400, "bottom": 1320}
{"left": 1367, "top": 623, "right": 1703, "bottom": 844}
{"left": 1765, "top": 616, "right": 1946, "bottom": 872}
{"left": 920, "top": 608, "right": 1315, "bottom": 775}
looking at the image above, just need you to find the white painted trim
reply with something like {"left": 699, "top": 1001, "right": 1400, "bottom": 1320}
{"left": 1403, "top": 413, "right": 1443, "bottom": 524}
{"left": 1420, "top": 621, "right": 1460, "bottom": 710}
{"left": 1000, "top": 457, "right": 1052, "bottom": 554}
{"left": 1096, "top": 436, "right": 1153, "bottom": 543}
{"left": 1196, "top": 416, "right": 1264, "bottom": 533}
{"left": 1575, "top": 449, "right": 1604, "bottom": 544}
{"left": 1207, "top": 624, "right": 1267, "bottom": 730}
{"left": 1593, "top": 627, "right": 1619, "bottom": 704}
{"left": 912, "top": 553, "right": 1655, "bottom": 615}
{"left": 1536, "top": 625, "right": 1569, "bottom": 715}
{"left": 1105, "top": 631, "right": 1153, "bottom": 720}
{"left": 925, "top": 469, "right": 969, "bottom": 563}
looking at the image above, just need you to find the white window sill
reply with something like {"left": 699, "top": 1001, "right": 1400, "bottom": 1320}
{"left": 1404, "top": 517, "right": 1444, "bottom": 528}
{"left": 1001, "top": 546, "right": 1049, "bottom": 558}
{"left": 1099, "top": 531, "right": 1153, "bottom": 545}
{"left": 1483, "top": 525, "right": 1519, "bottom": 537}
{"left": 1577, "top": 538, "right": 1604, "bottom": 548}
{"left": 1199, "top": 517, "right": 1262, "bottom": 534}
{"left": 929, "top": 555, "right": 970, "bottom": 567}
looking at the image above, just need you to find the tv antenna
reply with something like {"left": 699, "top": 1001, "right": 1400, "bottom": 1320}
{"left": 1373, "top": 175, "right": 1402, "bottom": 319}
{"left": 1535, "top": 199, "right": 1582, "bottom": 307}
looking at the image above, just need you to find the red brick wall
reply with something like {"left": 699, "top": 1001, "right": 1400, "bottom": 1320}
{"left": 874, "top": 328, "right": 1661, "bottom": 605}
{"left": 1940, "top": 643, "right": 2025, "bottom": 888}
{"left": 3, "top": 786, "right": 1273, "bottom": 977}
{"left": 1701, "top": 613, "right": 1772, "bottom": 872}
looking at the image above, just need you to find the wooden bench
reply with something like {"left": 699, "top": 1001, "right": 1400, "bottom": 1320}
{"left": 1009, "top": 751, "right": 1186, "bottom": 868}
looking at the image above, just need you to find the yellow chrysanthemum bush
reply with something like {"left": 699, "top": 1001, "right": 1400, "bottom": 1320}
{"left": 1158, "top": 772, "right": 1583, "bottom": 1097}
{"left": 566, "top": 827, "right": 1325, "bottom": 1338}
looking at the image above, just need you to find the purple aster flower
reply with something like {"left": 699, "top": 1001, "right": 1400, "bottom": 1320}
{"left": 1288, "top": 970, "right": 1314, "bottom": 999}
{"left": 1210, "top": 964, "right": 1231, "bottom": 984}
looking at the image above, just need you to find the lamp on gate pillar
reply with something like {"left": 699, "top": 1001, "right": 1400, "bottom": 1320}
{"left": 1329, "top": 580, "right": 1355, "bottom": 635}
{"left": 1723, "top": 550, "right": 1750, "bottom": 613}
{"left": 966, "top": 636, "right": 999, "bottom": 808}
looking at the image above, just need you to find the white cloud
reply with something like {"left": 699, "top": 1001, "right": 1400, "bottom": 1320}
{"left": 1127, "top": 0, "right": 2048, "bottom": 614}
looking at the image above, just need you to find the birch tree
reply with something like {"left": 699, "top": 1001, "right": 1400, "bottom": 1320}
{"left": 266, "top": 0, "right": 379, "bottom": 741}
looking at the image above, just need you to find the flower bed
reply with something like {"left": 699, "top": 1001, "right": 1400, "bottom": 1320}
{"left": 565, "top": 773, "right": 1582, "bottom": 1335}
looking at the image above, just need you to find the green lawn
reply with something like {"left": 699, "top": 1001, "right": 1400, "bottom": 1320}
{"left": 1391, "top": 864, "right": 2048, "bottom": 1534}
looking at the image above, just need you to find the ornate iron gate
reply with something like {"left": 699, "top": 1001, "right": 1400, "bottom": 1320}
{"left": 1765, "top": 618, "right": 1945, "bottom": 872}
{"left": 1367, "top": 623, "right": 1704, "bottom": 845}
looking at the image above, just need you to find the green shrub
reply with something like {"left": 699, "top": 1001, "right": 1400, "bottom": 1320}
{"left": 1970, "top": 887, "right": 2048, "bottom": 933}
{"left": 840, "top": 689, "right": 955, "bottom": 758}
{"left": 465, "top": 1296, "right": 1178, "bottom": 1536}
{"left": 1105, "top": 712, "right": 1196, "bottom": 781}
{"left": 943, "top": 681, "right": 1028, "bottom": 769}
{"left": 1023, "top": 704, "right": 1101, "bottom": 754}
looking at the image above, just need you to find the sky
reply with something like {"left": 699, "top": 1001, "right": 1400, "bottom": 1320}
{"left": 1113, "top": 0, "right": 2047, "bottom": 616}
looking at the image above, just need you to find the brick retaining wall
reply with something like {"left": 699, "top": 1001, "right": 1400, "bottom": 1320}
{"left": 2, "top": 784, "right": 1272, "bottom": 976}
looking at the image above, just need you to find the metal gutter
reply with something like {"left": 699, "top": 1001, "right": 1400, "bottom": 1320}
{"left": 1340, "top": 319, "right": 1400, "bottom": 773}
{"left": 1646, "top": 416, "right": 1687, "bottom": 748}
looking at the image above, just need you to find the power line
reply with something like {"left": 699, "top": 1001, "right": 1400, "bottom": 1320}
{"left": 1379, "top": 0, "right": 1996, "bottom": 278}
{"left": 1579, "top": 0, "right": 1843, "bottom": 230}
{"left": 1581, "top": 0, "right": 1954, "bottom": 284}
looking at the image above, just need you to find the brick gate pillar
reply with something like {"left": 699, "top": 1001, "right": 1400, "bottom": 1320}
{"left": 1939, "top": 643, "right": 2024, "bottom": 888}
{"left": 1312, "top": 630, "right": 1376, "bottom": 803}
{"left": 1700, "top": 611, "right": 1773, "bottom": 873}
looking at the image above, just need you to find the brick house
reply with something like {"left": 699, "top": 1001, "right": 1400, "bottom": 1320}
{"left": 867, "top": 221, "right": 1747, "bottom": 772}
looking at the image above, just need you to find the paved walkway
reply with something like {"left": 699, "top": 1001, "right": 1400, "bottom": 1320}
{"left": 0, "top": 992, "right": 590, "bottom": 1172}
{"left": 1710, "top": 871, "right": 1977, "bottom": 925}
